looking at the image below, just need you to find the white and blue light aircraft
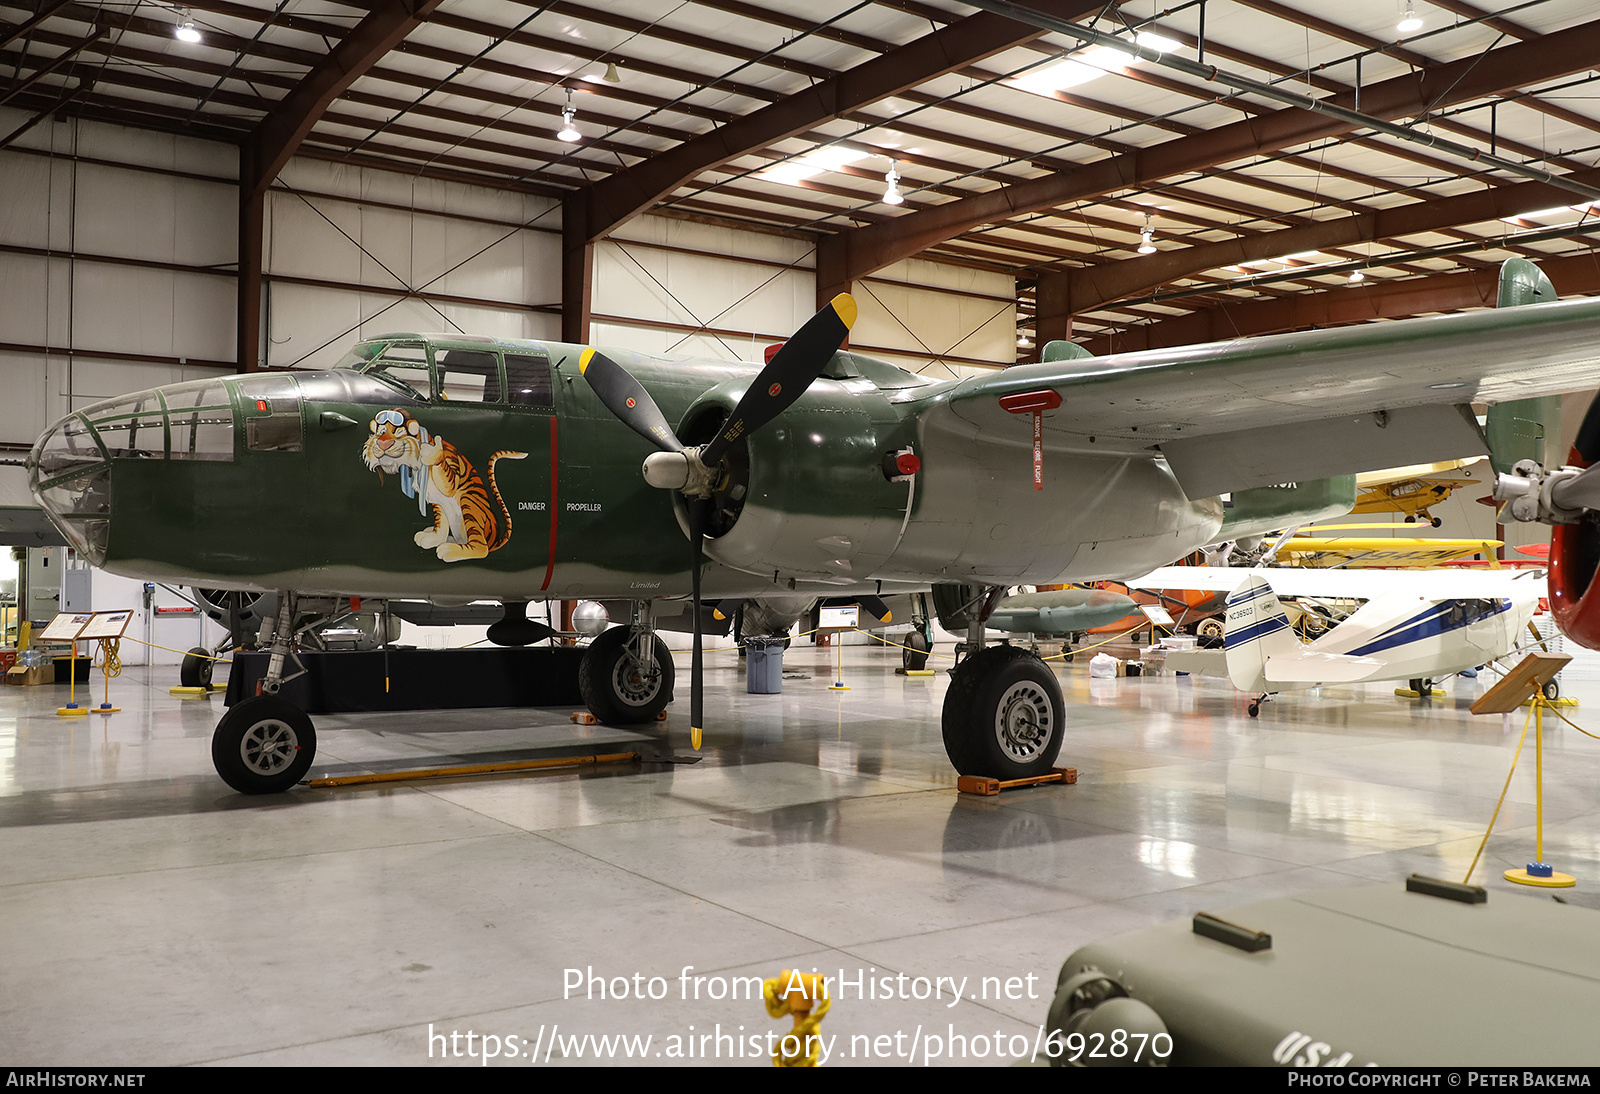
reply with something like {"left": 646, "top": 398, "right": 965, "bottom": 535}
{"left": 1132, "top": 567, "right": 1546, "bottom": 715}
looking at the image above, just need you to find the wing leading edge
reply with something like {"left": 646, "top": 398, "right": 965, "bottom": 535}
{"left": 940, "top": 295, "right": 1600, "bottom": 497}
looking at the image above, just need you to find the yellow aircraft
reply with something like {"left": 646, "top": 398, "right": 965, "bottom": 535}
{"left": 1275, "top": 523, "right": 1502, "bottom": 569}
{"left": 1349, "top": 459, "right": 1484, "bottom": 527}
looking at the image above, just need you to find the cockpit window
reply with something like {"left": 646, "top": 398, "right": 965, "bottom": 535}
{"left": 83, "top": 393, "right": 166, "bottom": 459}
{"left": 437, "top": 349, "right": 501, "bottom": 403}
{"left": 505, "top": 353, "right": 554, "bottom": 409}
{"left": 239, "top": 374, "right": 303, "bottom": 452}
{"left": 165, "top": 380, "right": 235, "bottom": 462}
{"left": 363, "top": 343, "right": 430, "bottom": 402}
{"left": 332, "top": 342, "right": 386, "bottom": 371}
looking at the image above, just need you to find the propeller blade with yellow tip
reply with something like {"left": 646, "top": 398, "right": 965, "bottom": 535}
{"left": 577, "top": 347, "right": 684, "bottom": 454}
{"left": 575, "top": 295, "right": 857, "bottom": 755}
{"left": 700, "top": 293, "right": 856, "bottom": 466}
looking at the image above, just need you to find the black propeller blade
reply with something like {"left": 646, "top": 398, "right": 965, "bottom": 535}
{"left": 576, "top": 292, "right": 858, "bottom": 753}
{"left": 1575, "top": 392, "right": 1600, "bottom": 466}
{"left": 856, "top": 595, "right": 893, "bottom": 624}
{"left": 578, "top": 347, "right": 684, "bottom": 454}
{"left": 687, "top": 498, "right": 710, "bottom": 750}
{"left": 701, "top": 293, "right": 856, "bottom": 466}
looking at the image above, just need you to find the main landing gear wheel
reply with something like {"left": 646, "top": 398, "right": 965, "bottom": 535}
{"left": 1542, "top": 679, "right": 1561, "bottom": 701}
{"left": 941, "top": 645, "right": 1064, "bottom": 778}
{"left": 211, "top": 696, "right": 316, "bottom": 794}
{"left": 1408, "top": 677, "right": 1435, "bottom": 697}
{"left": 579, "top": 627, "right": 675, "bottom": 724}
{"left": 903, "top": 630, "right": 931, "bottom": 671}
{"left": 1196, "top": 617, "right": 1224, "bottom": 641}
{"left": 180, "top": 647, "right": 214, "bottom": 689}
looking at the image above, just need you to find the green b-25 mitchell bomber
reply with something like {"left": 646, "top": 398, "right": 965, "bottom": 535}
{"left": 26, "top": 270, "right": 1600, "bottom": 793}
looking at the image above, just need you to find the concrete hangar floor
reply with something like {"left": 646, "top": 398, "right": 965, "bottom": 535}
{"left": 1, "top": 639, "right": 1598, "bottom": 1067}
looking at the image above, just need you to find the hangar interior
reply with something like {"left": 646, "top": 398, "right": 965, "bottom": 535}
{"left": 3, "top": 0, "right": 1600, "bottom": 1066}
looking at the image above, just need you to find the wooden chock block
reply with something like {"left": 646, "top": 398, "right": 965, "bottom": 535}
{"left": 957, "top": 766, "right": 1078, "bottom": 796}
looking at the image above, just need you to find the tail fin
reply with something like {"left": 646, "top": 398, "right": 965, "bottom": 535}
{"left": 1223, "top": 576, "right": 1300, "bottom": 691}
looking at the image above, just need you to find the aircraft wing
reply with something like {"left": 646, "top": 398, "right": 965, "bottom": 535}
{"left": 1128, "top": 565, "right": 1546, "bottom": 600}
{"left": 940, "top": 296, "right": 1600, "bottom": 497}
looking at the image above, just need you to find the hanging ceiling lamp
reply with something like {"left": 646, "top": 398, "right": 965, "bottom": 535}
{"left": 883, "top": 161, "right": 904, "bottom": 206}
{"left": 557, "top": 90, "right": 580, "bottom": 142}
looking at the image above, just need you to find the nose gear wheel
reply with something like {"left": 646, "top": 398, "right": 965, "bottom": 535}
{"left": 211, "top": 695, "right": 317, "bottom": 794}
{"left": 241, "top": 719, "right": 300, "bottom": 775}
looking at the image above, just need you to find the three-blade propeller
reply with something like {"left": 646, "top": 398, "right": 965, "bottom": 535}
{"left": 578, "top": 293, "right": 858, "bottom": 748}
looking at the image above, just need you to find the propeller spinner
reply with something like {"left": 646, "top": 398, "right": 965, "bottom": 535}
{"left": 578, "top": 293, "right": 858, "bottom": 748}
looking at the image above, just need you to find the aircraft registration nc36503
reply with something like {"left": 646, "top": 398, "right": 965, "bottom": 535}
{"left": 26, "top": 266, "right": 1600, "bottom": 793}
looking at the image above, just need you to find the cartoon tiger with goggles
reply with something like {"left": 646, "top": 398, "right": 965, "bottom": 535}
{"left": 362, "top": 409, "right": 527, "bottom": 562}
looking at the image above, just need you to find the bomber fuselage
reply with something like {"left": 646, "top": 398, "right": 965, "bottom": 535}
{"left": 28, "top": 333, "right": 1224, "bottom": 599}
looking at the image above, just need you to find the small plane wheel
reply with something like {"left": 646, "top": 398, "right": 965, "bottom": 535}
{"left": 1542, "top": 679, "right": 1560, "bottom": 701}
{"left": 1404, "top": 515, "right": 1417, "bottom": 524}
{"left": 903, "top": 630, "right": 931, "bottom": 671}
{"left": 1196, "top": 617, "right": 1224, "bottom": 640}
{"left": 941, "top": 645, "right": 1064, "bottom": 777}
{"left": 180, "top": 647, "right": 214, "bottom": 689}
{"left": 1247, "top": 701, "right": 1260, "bottom": 718}
{"left": 579, "top": 626, "right": 674, "bottom": 724}
{"left": 1430, "top": 517, "right": 1443, "bottom": 528}
{"left": 211, "top": 696, "right": 315, "bottom": 794}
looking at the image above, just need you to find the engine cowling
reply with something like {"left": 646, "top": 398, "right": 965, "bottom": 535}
{"left": 672, "top": 377, "right": 918, "bottom": 583}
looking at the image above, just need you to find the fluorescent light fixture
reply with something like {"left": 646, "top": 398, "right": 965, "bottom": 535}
{"left": 1134, "top": 32, "right": 1182, "bottom": 54}
{"left": 1398, "top": 4, "right": 1423, "bottom": 33}
{"left": 759, "top": 146, "right": 868, "bottom": 187}
{"left": 1010, "top": 46, "right": 1134, "bottom": 96}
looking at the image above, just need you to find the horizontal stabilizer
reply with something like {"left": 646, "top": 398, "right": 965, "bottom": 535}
{"left": 1263, "top": 650, "right": 1385, "bottom": 685}
{"left": 1164, "top": 649, "right": 1228, "bottom": 677}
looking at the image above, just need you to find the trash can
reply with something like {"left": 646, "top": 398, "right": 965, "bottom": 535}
{"left": 745, "top": 638, "right": 784, "bottom": 694}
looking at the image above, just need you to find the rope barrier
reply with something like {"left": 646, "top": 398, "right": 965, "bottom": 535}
{"left": 1463, "top": 704, "right": 1533, "bottom": 886}
{"left": 113, "top": 636, "right": 238, "bottom": 664}
{"left": 1547, "top": 703, "right": 1600, "bottom": 742}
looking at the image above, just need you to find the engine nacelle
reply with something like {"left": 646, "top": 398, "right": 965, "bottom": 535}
{"left": 1550, "top": 508, "right": 1600, "bottom": 649}
{"left": 672, "top": 376, "right": 916, "bottom": 582}
{"left": 1492, "top": 452, "right": 1600, "bottom": 649}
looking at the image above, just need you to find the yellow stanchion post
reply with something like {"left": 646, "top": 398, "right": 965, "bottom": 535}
{"left": 57, "top": 640, "right": 86, "bottom": 716}
{"left": 827, "top": 632, "right": 849, "bottom": 691}
{"left": 762, "top": 971, "right": 830, "bottom": 1067}
{"left": 93, "top": 637, "right": 121, "bottom": 714}
{"left": 1504, "top": 693, "right": 1576, "bottom": 888}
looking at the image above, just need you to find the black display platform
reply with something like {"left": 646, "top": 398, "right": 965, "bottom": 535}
{"left": 224, "top": 646, "right": 587, "bottom": 713}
